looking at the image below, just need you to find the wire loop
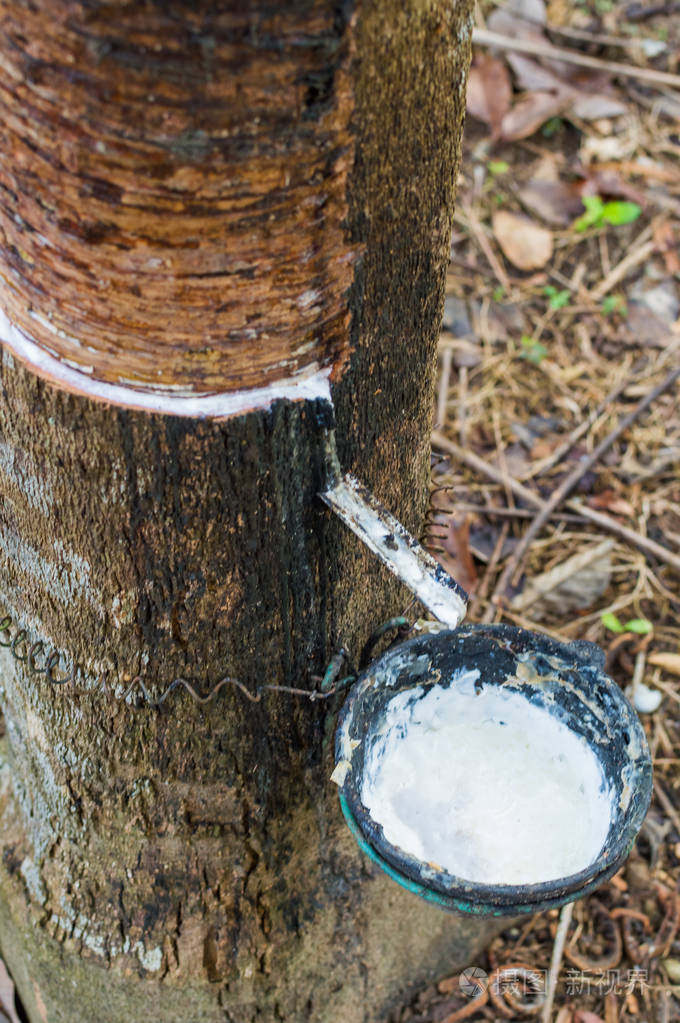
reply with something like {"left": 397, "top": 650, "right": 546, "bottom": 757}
{"left": 0, "top": 606, "right": 396, "bottom": 710}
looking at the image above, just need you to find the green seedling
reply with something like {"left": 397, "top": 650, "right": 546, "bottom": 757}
{"left": 574, "top": 195, "right": 641, "bottom": 233}
{"left": 602, "top": 294, "right": 628, "bottom": 317}
{"left": 488, "top": 160, "right": 509, "bottom": 176}
{"left": 519, "top": 335, "right": 547, "bottom": 365}
{"left": 543, "top": 285, "right": 571, "bottom": 310}
{"left": 542, "top": 117, "right": 564, "bottom": 138}
{"left": 601, "top": 612, "right": 653, "bottom": 635}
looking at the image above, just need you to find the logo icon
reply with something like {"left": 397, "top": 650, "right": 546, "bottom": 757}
{"left": 459, "top": 967, "right": 488, "bottom": 998}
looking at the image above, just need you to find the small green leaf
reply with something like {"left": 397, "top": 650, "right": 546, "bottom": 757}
{"left": 601, "top": 201, "right": 641, "bottom": 226}
{"left": 582, "top": 195, "right": 603, "bottom": 213}
{"left": 574, "top": 195, "right": 605, "bottom": 232}
{"left": 543, "top": 285, "right": 570, "bottom": 310}
{"left": 601, "top": 612, "right": 624, "bottom": 633}
{"left": 573, "top": 196, "right": 641, "bottom": 233}
{"left": 602, "top": 294, "right": 627, "bottom": 317}
{"left": 492, "top": 285, "right": 506, "bottom": 301}
{"left": 624, "top": 618, "right": 653, "bottom": 635}
{"left": 488, "top": 160, "right": 509, "bottom": 176}
{"left": 519, "top": 335, "right": 548, "bottom": 365}
{"left": 542, "top": 117, "right": 564, "bottom": 138}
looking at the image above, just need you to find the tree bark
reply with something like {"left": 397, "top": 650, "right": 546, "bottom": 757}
{"left": 0, "top": 3, "right": 499, "bottom": 1021}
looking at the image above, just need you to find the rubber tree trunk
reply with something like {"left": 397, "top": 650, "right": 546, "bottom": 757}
{"left": 0, "top": 3, "right": 499, "bottom": 1021}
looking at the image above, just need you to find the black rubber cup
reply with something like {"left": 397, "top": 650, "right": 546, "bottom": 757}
{"left": 335, "top": 624, "right": 652, "bottom": 916}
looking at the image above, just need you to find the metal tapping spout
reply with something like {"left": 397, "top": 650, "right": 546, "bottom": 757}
{"left": 318, "top": 424, "right": 468, "bottom": 630}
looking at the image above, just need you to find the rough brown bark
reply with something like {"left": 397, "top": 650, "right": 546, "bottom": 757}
{"left": 0, "top": 0, "right": 356, "bottom": 396}
{"left": 0, "top": 3, "right": 500, "bottom": 1021}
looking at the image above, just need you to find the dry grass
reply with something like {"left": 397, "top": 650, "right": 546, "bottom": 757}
{"left": 397, "top": 2, "right": 680, "bottom": 1019}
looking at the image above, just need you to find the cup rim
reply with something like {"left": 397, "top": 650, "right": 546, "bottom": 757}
{"left": 335, "top": 623, "right": 653, "bottom": 910}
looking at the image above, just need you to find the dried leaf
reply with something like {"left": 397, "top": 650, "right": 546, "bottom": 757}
{"left": 501, "top": 89, "right": 572, "bottom": 141}
{"left": 492, "top": 210, "right": 553, "bottom": 270}
{"left": 487, "top": 0, "right": 547, "bottom": 42}
{"left": 653, "top": 220, "right": 680, "bottom": 276}
{"left": 624, "top": 304, "right": 674, "bottom": 348}
{"left": 439, "top": 516, "right": 478, "bottom": 594}
{"left": 512, "top": 540, "right": 613, "bottom": 618}
{"left": 582, "top": 168, "right": 646, "bottom": 205}
{"left": 626, "top": 855, "right": 653, "bottom": 890}
{"left": 466, "top": 54, "right": 512, "bottom": 137}
{"left": 630, "top": 279, "right": 679, "bottom": 326}
{"left": 587, "top": 491, "right": 634, "bottom": 517}
{"left": 469, "top": 524, "right": 518, "bottom": 563}
{"left": 574, "top": 1012, "right": 606, "bottom": 1023}
{"left": 506, "top": 53, "right": 568, "bottom": 93}
{"left": 581, "top": 134, "right": 635, "bottom": 164}
{"left": 487, "top": 301, "right": 528, "bottom": 339}
{"left": 532, "top": 153, "right": 561, "bottom": 181}
{"left": 510, "top": 0, "right": 548, "bottom": 21}
{"left": 530, "top": 437, "right": 561, "bottom": 459}
{"left": 518, "top": 178, "right": 584, "bottom": 226}
{"left": 571, "top": 94, "right": 627, "bottom": 120}
{"left": 648, "top": 652, "right": 680, "bottom": 676}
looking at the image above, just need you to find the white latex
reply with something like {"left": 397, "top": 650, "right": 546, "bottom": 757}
{"left": 361, "top": 670, "right": 612, "bottom": 885}
{"left": 0, "top": 307, "right": 331, "bottom": 419}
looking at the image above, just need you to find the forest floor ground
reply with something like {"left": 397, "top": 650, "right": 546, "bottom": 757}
{"left": 396, "top": 1, "right": 680, "bottom": 1021}
{"left": 1, "top": 1, "right": 679, "bottom": 1021}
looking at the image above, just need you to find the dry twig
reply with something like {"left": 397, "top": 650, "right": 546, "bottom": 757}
{"left": 473, "top": 28, "right": 680, "bottom": 89}
{"left": 491, "top": 364, "right": 680, "bottom": 603}
{"left": 522, "top": 368, "right": 641, "bottom": 481}
{"left": 653, "top": 779, "right": 680, "bottom": 837}
{"left": 568, "top": 502, "right": 680, "bottom": 575}
{"left": 541, "top": 902, "right": 574, "bottom": 1023}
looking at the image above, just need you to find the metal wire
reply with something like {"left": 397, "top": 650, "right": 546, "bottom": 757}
{"left": 360, "top": 617, "right": 410, "bottom": 669}
{"left": 0, "top": 608, "right": 359, "bottom": 710}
